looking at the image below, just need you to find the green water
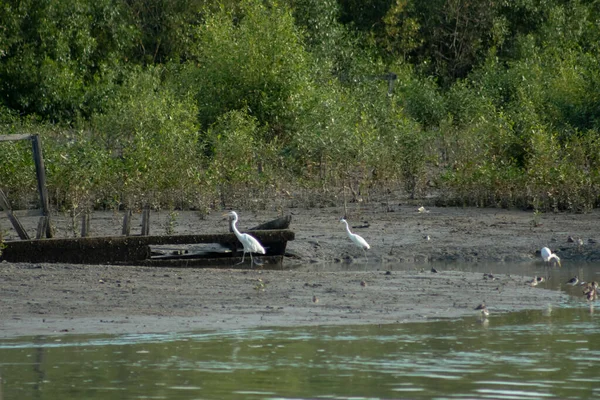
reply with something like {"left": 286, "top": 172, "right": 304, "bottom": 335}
{"left": 1, "top": 304, "right": 599, "bottom": 399}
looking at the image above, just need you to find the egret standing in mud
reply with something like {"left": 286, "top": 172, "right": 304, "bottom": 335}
{"left": 226, "top": 211, "right": 266, "bottom": 268}
{"left": 541, "top": 247, "right": 561, "bottom": 267}
{"left": 340, "top": 218, "right": 370, "bottom": 262}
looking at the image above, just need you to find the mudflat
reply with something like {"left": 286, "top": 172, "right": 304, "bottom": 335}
{"left": 1, "top": 204, "right": 598, "bottom": 338}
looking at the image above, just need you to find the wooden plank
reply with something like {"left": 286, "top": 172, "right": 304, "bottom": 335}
{"left": 0, "top": 188, "right": 30, "bottom": 240}
{"left": 0, "top": 134, "right": 33, "bottom": 142}
{"left": 3, "top": 236, "right": 151, "bottom": 264}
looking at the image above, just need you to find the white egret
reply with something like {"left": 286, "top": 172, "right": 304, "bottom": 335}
{"left": 340, "top": 218, "right": 370, "bottom": 261}
{"left": 540, "top": 247, "right": 561, "bottom": 267}
{"left": 226, "top": 211, "right": 266, "bottom": 268}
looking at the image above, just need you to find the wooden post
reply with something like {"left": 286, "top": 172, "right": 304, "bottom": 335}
{"left": 0, "top": 188, "right": 30, "bottom": 240}
{"left": 36, "top": 216, "right": 48, "bottom": 239}
{"left": 30, "top": 135, "right": 54, "bottom": 238}
{"left": 81, "top": 212, "right": 90, "bottom": 237}
{"left": 122, "top": 210, "right": 132, "bottom": 236}
{"left": 141, "top": 207, "right": 150, "bottom": 236}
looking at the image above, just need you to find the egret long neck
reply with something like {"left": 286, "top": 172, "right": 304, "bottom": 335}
{"left": 231, "top": 216, "right": 243, "bottom": 239}
{"left": 343, "top": 220, "right": 352, "bottom": 235}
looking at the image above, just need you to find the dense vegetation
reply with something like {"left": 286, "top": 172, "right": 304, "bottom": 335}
{"left": 1, "top": 0, "right": 599, "bottom": 215}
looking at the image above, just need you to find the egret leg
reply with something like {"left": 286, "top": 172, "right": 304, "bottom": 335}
{"left": 363, "top": 249, "right": 368, "bottom": 263}
{"left": 236, "top": 250, "right": 247, "bottom": 265}
{"left": 249, "top": 252, "right": 254, "bottom": 268}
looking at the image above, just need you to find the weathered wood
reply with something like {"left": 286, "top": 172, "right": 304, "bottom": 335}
{"left": 250, "top": 215, "right": 292, "bottom": 230}
{"left": 31, "top": 135, "right": 53, "bottom": 238}
{"left": 0, "top": 134, "right": 33, "bottom": 142}
{"left": 141, "top": 208, "right": 150, "bottom": 236}
{"left": 1, "top": 230, "right": 295, "bottom": 265}
{"left": 81, "top": 212, "right": 90, "bottom": 237}
{"left": 122, "top": 210, "right": 133, "bottom": 236}
{"left": 35, "top": 216, "right": 48, "bottom": 239}
{"left": 2, "top": 236, "right": 151, "bottom": 264}
{"left": 137, "top": 255, "right": 286, "bottom": 269}
{"left": 0, "top": 188, "right": 30, "bottom": 240}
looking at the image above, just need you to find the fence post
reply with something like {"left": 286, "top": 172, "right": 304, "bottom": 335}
{"left": 141, "top": 207, "right": 150, "bottom": 236}
{"left": 31, "top": 135, "right": 54, "bottom": 238}
{"left": 122, "top": 210, "right": 132, "bottom": 236}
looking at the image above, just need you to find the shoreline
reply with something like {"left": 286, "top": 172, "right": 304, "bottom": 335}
{"left": 0, "top": 266, "right": 570, "bottom": 339}
{"left": 1, "top": 205, "right": 597, "bottom": 338}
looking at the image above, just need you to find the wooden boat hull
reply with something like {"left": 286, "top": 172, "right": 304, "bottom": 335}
{"left": 1, "top": 230, "right": 295, "bottom": 268}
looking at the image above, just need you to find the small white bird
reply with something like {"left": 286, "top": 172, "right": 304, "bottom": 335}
{"left": 226, "top": 211, "right": 266, "bottom": 268}
{"left": 340, "top": 218, "right": 370, "bottom": 261}
{"left": 541, "top": 247, "right": 561, "bottom": 267}
{"left": 566, "top": 276, "right": 579, "bottom": 286}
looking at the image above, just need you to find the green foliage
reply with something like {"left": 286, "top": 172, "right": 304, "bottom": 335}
{"left": 397, "top": 72, "right": 446, "bottom": 129}
{"left": 1, "top": 0, "right": 600, "bottom": 213}
{"left": 90, "top": 67, "right": 200, "bottom": 209}
{"left": 182, "top": 0, "right": 311, "bottom": 134}
{"left": 0, "top": 139, "right": 37, "bottom": 207}
{"left": 205, "top": 109, "right": 262, "bottom": 185}
{"left": 0, "top": 0, "right": 136, "bottom": 120}
{"left": 526, "top": 128, "right": 600, "bottom": 212}
{"left": 124, "top": 0, "right": 207, "bottom": 64}
{"left": 379, "top": 0, "right": 505, "bottom": 83}
{"left": 43, "top": 129, "right": 112, "bottom": 211}
{"left": 204, "top": 109, "right": 283, "bottom": 209}
{"left": 382, "top": 0, "right": 422, "bottom": 59}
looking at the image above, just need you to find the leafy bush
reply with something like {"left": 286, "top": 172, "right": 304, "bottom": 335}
{"left": 181, "top": 0, "right": 311, "bottom": 135}
{"left": 90, "top": 67, "right": 200, "bottom": 209}
{"left": 1, "top": 0, "right": 600, "bottom": 213}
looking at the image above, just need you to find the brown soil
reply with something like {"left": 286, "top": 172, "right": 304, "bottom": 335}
{"left": 2, "top": 204, "right": 599, "bottom": 338}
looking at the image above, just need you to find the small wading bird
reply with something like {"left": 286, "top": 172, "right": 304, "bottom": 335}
{"left": 566, "top": 276, "right": 579, "bottom": 286}
{"left": 541, "top": 247, "right": 561, "bottom": 267}
{"left": 583, "top": 281, "right": 598, "bottom": 301}
{"left": 527, "top": 277, "right": 539, "bottom": 287}
{"left": 527, "top": 276, "right": 546, "bottom": 287}
{"left": 475, "top": 302, "right": 489, "bottom": 318}
{"left": 340, "top": 218, "right": 370, "bottom": 262}
{"left": 225, "top": 211, "right": 266, "bottom": 268}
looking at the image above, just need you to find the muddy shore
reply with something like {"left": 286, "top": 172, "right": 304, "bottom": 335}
{"left": 2, "top": 204, "right": 599, "bottom": 338}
